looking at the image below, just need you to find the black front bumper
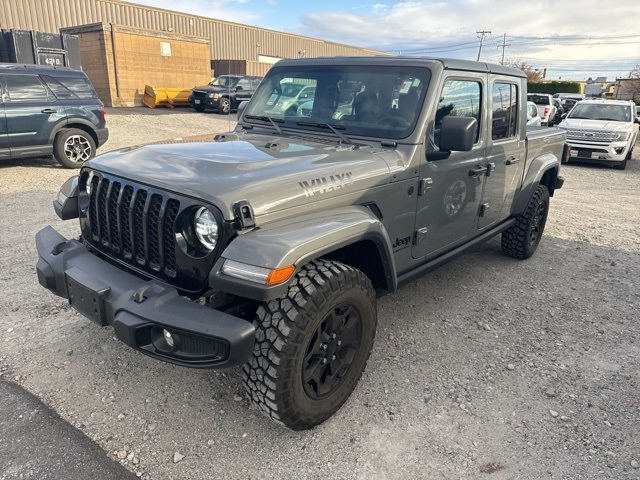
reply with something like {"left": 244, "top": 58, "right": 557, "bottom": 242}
{"left": 35, "top": 226, "right": 255, "bottom": 368}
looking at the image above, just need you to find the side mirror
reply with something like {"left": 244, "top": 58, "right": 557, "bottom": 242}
{"left": 235, "top": 85, "right": 243, "bottom": 91}
{"left": 427, "top": 116, "right": 477, "bottom": 161}
{"left": 439, "top": 116, "right": 477, "bottom": 152}
{"left": 561, "top": 113, "right": 568, "bottom": 120}
{"left": 634, "top": 117, "right": 640, "bottom": 124}
{"left": 237, "top": 100, "right": 249, "bottom": 119}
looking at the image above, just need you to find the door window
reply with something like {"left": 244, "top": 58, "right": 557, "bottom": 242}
{"left": 491, "top": 83, "right": 518, "bottom": 140}
{"left": 5, "top": 75, "right": 50, "bottom": 102}
{"left": 236, "top": 79, "right": 251, "bottom": 91}
{"left": 434, "top": 80, "right": 481, "bottom": 147}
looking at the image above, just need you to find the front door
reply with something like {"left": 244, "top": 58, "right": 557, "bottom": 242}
{"left": 233, "top": 78, "right": 254, "bottom": 107}
{"left": 0, "top": 77, "right": 9, "bottom": 160}
{"left": 3, "top": 73, "right": 66, "bottom": 158}
{"left": 412, "top": 75, "right": 487, "bottom": 259}
{"left": 478, "top": 80, "right": 524, "bottom": 229}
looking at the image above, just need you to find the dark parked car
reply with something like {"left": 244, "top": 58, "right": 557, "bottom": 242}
{"left": 552, "top": 98, "right": 564, "bottom": 125}
{"left": 561, "top": 98, "right": 580, "bottom": 114}
{"left": 0, "top": 63, "right": 108, "bottom": 168}
{"left": 188, "top": 75, "right": 262, "bottom": 114}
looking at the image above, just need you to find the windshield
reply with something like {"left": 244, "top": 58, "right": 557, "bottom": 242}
{"left": 210, "top": 76, "right": 239, "bottom": 87}
{"left": 243, "top": 64, "right": 432, "bottom": 139}
{"left": 568, "top": 103, "right": 632, "bottom": 122}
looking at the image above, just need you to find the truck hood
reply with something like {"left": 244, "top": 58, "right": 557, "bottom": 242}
{"left": 88, "top": 133, "right": 395, "bottom": 220}
{"left": 559, "top": 118, "right": 632, "bottom": 132}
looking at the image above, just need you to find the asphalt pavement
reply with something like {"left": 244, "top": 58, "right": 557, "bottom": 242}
{"left": 0, "top": 380, "right": 137, "bottom": 480}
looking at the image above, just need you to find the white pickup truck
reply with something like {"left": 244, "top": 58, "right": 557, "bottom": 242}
{"left": 557, "top": 99, "right": 639, "bottom": 170}
{"left": 527, "top": 93, "right": 558, "bottom": 126}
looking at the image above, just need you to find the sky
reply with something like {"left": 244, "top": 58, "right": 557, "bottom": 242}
{"left": 134, "top": 0, "right": 640, "bottom": 82}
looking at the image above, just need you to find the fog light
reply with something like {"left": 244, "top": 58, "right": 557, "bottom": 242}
{"left": 163, "top": 329, "right": 175, "bottom": 348}
{"left": 614, "top": 147, "right": 624, "bottom": 154}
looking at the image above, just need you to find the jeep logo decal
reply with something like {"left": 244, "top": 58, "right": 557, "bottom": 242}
{"left": 392, "top": 235, "right": 412, "bottom": 251}
{"left": 299, "top": 172, "right": 354, "bottom": 197}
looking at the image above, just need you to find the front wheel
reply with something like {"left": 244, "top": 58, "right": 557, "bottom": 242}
{"left": 219, "top": 98, "right": 231, "bottom": 114}
{"left": 53, "top": 128, "right": 97, "bottom": 168}
{"left": 242, "top": 259, "right": 377, "bottom": 430}
{"left": 502, "top": 185, "right": 550, "bottom": 259}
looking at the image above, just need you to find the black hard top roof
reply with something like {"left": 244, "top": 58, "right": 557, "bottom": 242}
{"left": 273, "top": 56, "right": 526, "bottom": 78}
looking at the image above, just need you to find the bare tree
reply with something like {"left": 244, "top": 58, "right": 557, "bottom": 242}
{"left": 504, "top": 57, "right": 544, "bottom": 82}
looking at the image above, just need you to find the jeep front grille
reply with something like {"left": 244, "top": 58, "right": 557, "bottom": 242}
{"left": 79, "top": 170, "right": 226, "bottom": 293}
{"left": 86, "top": 173, "right": 179, "bottom": 277}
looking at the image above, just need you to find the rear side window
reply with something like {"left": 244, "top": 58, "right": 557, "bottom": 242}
{"left": 435, "top": 79, "right": 482, "bottom": 147}
{"left": 43, "top": 75, "right": 97, "bottom": 99}
{"left": 5, "top": 74, "right": 50, "bottom": 102}
{"left": 491, "top": 82, "right": 518, "bottom": 140}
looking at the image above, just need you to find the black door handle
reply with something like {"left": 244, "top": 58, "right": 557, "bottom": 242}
{"left": 468, "top": 165, "right": 487, "bottom": 176}
{"left": 41, "top": 108, "right": 57, "bottom": 114}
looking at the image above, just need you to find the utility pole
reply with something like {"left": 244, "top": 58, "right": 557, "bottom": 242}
{"left": 476, "top": 30, "right": 491, "bottom": 61}
{"left": 500, "top": 33, "right": 511, "bottom": 65}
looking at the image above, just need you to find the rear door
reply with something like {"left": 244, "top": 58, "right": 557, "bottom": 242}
{"left": 477, "top": 78, "right": 524, "bottom": 229}
{"left": 0, "top": 76, "right": 9, "bottom": 160}
{"left": 4, "top": 73, "right": 66, "bottom": 158}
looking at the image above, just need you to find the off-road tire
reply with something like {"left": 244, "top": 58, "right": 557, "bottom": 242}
{"left": 242, "top": 259, "right": 377, "bottom": 430}
{"left": 219, "top": 98, "right": 231, "bottom": 114}
{"left": 502, "top": 184, "right": 550, "bottom": 259}
{"left": 53, "top": 128, "right": 97, "bottom": 168}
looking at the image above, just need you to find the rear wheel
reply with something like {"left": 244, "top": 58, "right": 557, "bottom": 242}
{"left": 53, "top": 128, "right": 96, "bottom": 168}
{"left": 502, "top": 185, "right": 550, "bottom": 259}
{"left": 242, "top": 259, "right": 377, "bottom": 430}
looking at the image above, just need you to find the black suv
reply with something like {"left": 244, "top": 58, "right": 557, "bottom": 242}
{"left": 0, "top": 63, "right": 108, "bottom": 168}
{"left": 188, "top": 75, "right": 262, "bottom": 114}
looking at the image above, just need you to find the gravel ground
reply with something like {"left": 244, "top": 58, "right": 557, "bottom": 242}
{"left": 1, "top": 107, "right": 639, "bottom": 480}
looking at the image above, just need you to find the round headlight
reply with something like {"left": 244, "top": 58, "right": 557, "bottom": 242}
{"left": 194, "top": 207, "right": 218, "bottom": 250}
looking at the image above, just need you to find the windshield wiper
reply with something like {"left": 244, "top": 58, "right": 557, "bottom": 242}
{"left": 296, "top": 122, "right": 352, "bottom": 144}
{"left": 245, "top": 115, "right": 284, "bottom": 134}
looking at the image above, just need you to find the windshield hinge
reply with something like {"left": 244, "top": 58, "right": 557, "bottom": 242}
{"left": 233, "top": 200, "right": 256, "bottom": 229}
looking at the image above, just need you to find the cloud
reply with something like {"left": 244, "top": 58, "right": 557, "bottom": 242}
{"left": 296, "top": 0, "right": 640, "bottom": 63}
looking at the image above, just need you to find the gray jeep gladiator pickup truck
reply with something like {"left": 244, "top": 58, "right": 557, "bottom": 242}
{"left": 36, "top": 57, "right": 566, "bottom": 430}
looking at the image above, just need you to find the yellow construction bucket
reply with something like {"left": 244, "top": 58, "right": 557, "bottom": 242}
{"left": 143, "top": 85, "right": 191, "bottom": 108}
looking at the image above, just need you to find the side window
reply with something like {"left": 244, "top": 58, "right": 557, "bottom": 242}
{"left": 5, "top": 74, "right": 50, "bottom": 102}
{"left": 434, "top": 79, "right": 481, "bottom": 148}
{"left": 491, "top": 82, "right": 518, "bottom": 140}
{"left": 43, "top": 75, "right": 96, "bottom": 99}
{"left": 250, "top": 79, "right": 261, "bottom": 89}
{"left": 236, "top": 79, "right": 251, "bottom": 91}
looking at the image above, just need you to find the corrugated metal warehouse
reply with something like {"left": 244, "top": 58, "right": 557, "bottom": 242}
{"left": 0, "top": 0, "right": 388, "bottom": 73}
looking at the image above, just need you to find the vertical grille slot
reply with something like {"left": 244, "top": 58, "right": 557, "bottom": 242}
{"left": 147, "top": 194, "right": 163, "bottom": 271}
{"left": 89, "top": 175, "right": 100, "bottom": 240}
{"left": 163, "top": 199, "right": 179, "bottom": 276}
{"left": 120, "top": 186, "right": 134, "bottom": 259}
{"left": 133, "top": 190, "right": 148, "bottom": 265}
{"left": 97, "top": 178, "right": 110, "bottom": 246}
{"left": 108, "top": 182, "right": 121, "bottom": 252}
